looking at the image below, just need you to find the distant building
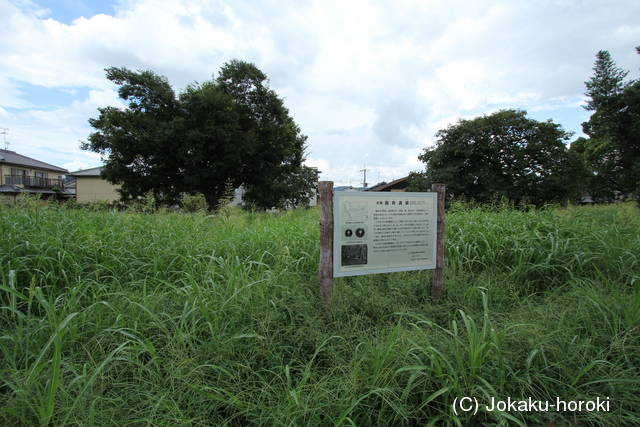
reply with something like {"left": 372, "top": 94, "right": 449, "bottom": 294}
{"left": 579, "top": 194, "right": 595, "bottom": 205}
{"left": 0, "top": 149, "right": 69, "bottom": 201}
{"left": 69, "top": 167, "right": 121, "bottom": 203}
{"left": 229, "top": 184, "right": 318, "bottom": 208}
{"left": 334, "top": 185, "right": 363, "bottom": 192}
{"left": 366, "top": 176, "right": 410, "bottom": 192}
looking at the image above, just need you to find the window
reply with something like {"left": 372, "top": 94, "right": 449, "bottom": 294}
{"left": 34, "top": 171, "right": 46, "bottom": 187}
{"left": 9, "top": 168, "right": 27, "bottom": 185}
{"left": 11, "top": 167, "right": 26, "bottom": 176}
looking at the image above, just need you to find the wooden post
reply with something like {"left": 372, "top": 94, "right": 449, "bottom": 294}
{"left": 431, "top": 183, "right": 446, "bottom": 299}
{"left": 318, "top": 181, "right": 334, "bottom": 309}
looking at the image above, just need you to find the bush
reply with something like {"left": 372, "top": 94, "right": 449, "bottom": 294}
{"left": 181, "top": 193, "right": 208, "bottom": 212}
{"left": 15, "top": 193, "right": 43, "bottom": 210}
{"left": 215, "top": 180, "right": 236, "bottom": 211}
{"left": 127, "top": 191, "right": 157, "bottom": 213}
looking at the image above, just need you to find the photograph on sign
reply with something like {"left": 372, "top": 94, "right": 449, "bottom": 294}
{"left": 333, "top": 191, "right": 437, "bottom": 277}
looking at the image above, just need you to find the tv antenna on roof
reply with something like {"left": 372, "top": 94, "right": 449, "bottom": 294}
{"left": 0, "top": 128, "right": 8, "bottom": 150}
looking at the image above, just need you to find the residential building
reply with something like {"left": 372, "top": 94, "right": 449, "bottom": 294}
{"left": 0, "top": 149, "right": 69, "bottom": 201}
{"left": 69, "top": 167, "right": 120, "bottom": 203}
{"left": 366, "top": 176, "right": 410, "bottom": 192}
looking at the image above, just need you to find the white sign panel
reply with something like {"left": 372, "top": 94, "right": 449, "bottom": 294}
{"left": 333, "top": 191, "right": 438, "bottom": 277}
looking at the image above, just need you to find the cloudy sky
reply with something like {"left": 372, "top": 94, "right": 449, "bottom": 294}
{"left": 1, "top": 0, "right": 639, "bottom": 186}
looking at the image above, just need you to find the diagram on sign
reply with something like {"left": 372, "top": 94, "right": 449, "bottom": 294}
{"left": 342, "top": 201, "right": 368, "bottom": 222}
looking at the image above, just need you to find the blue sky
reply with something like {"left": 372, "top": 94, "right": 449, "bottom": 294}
{"left": 7, "top": 83, "right": 90, "bottom": 110}
{"left": 1, "top": 0, "right": 639, "bottom": 185}
{"left": 30, "top": 0, "right": 115, "bottom": 24}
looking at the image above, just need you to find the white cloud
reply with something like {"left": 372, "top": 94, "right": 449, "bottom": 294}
{"left": 61, "top": 160, "right": 94, "bottom": 172}
{"left": 1, "top": 0, "right": 639, "bottom": 182}
{"left": 0, "top": 76, "right": 33, "bottom": 109}
{"left": 304, "top": 157, "right": 329, "bottom": 173}
{"left": 1, "top": 88, "right": 121, "bottom": 168}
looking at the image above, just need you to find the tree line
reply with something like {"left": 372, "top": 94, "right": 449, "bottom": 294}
{"left": 85, "top": 48, "right": 638, "bottom": 209}
{"left": 409, "top": 47, "right": 640, "bottom": 206}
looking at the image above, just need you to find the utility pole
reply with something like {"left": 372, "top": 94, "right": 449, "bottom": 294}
{"left": 0, "top": 128, "right": 8, "bottom": 150}
{"left": 359, "top": 165, "right": 369, "bottom": 189}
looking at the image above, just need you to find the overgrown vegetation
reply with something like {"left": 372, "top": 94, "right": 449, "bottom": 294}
{"left": 181, "top": 192, "right": 209, "bottom": 213}
{"left": 1, "top": 203, "right": 638, "bottom": 425}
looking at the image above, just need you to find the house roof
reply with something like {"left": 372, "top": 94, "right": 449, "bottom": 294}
{"left": 334, "top": 185, "right": 367, "bottom": 191}
{"left": 366, "top": 176, "right": 410, "bottom": 191}
{"left": 0, "top": 149, "right": 68, "bottom": 173}
{"left": 69, "top": 166, "right": 104, "bottom": 177}
{"left": 0, "top": 184, "right": 65, "bottom": 195}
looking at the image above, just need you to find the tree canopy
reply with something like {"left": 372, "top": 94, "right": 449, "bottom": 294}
{"left": 410, "top": 109, "right": 576, "bottom": 206}
{"left": 84, "top": 61, "right": 315, "bottom": 210}
{"left": 410, "top": 47, "right": 640, "bottom": 207}
{"left": 578, "top": 48, "right": 640, "bottom": 200}
{"left": 583, "top": 50, "right": 628, "bottom": 112}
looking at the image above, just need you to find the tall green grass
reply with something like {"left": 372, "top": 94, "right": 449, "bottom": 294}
{"left": 1, "top": 202, "right": 639, "bottom": 425}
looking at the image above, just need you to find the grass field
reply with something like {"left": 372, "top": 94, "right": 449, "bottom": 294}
{"left": 1, "top": 201, "right": 639, "bottom": 425}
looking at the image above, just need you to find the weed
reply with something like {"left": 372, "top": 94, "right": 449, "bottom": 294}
{"left": 0, "top": 202, "right": 638, "bottom": 425}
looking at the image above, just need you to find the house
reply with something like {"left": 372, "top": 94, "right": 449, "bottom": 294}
{"left": 69, "top": 166, "right": 121, "bottom": 203}
{"left": 366, "top": 176, "right": 410, "bottom": 192}
{"left": 0, "top": 149, "right": 69, "bottom": 202}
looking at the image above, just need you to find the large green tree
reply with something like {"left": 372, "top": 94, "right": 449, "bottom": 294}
{"left": 243, "top": 165, "right": 319, "bottom": 210}
{"left": 580, "top": 48, "right": 640, "bottom": 200}
{"left": 84, "top": 61, "right": 313, "bottom": 209}
{"left": 216, "top": 60, "right": 309, "bottom": 209}
{"left": 84, "top": 68, "right": 183, "bottom": 202}
{"left": 410, "top": 109, "right": 576, "bottom": 205}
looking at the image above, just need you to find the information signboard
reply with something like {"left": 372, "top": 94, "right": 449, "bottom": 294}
{"left": 333, "top": 191, "right": 438, "bottom": 277}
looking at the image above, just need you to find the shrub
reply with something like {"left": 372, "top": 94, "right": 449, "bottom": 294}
{"left": 127, "top": 191, "right": 157, "bottom": 213}
{"left": 181, "top": 192, "right": 208, "bottom": 212}
{"left": 15, "top": 193, "right": 43, "bottom": 210}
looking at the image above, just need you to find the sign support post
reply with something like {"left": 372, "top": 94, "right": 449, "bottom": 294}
{"left": 319, "top": 181, "right": 445, "bottom": 308}
{"left": 431, "top": 183, "right": 446, "bottom": 299}
{"left": 318, "top": 181, "right": 334, "bottom": 309}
